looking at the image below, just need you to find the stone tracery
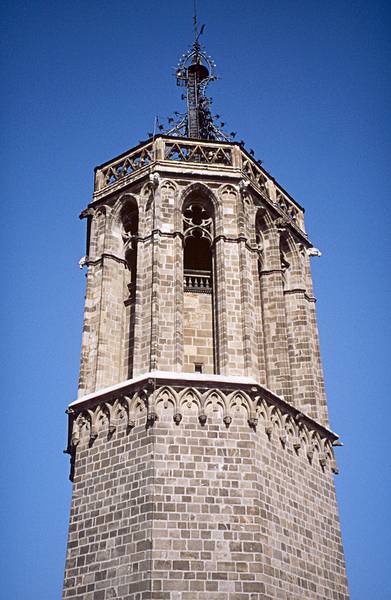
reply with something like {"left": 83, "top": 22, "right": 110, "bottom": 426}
{"left": 67, "top": 381, "right": 339, "bottom": 475}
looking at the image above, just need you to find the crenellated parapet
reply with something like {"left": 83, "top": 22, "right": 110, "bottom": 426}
{"left": 65, "top": 373, "right": 340, "bottom": 481}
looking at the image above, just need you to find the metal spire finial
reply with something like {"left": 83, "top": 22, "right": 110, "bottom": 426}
{"left": 193, "top": 0, "right": 198, "bottom": 42}
{"left": 155, "top": 6, "right": 231, "bottom": 142}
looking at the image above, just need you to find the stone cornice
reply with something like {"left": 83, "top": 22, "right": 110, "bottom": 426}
{"left": 94, "top": 136, "right": 304, "bottom": 211}
{"left": 89, "top": 136, "right": 309, "bottom": 243}
{"left": 65, "top": 372, "right": 340, "bottom": 480}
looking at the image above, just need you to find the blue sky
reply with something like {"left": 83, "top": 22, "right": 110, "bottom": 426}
{"left": 1, "top": 1, "right": 390, "bottom": 598}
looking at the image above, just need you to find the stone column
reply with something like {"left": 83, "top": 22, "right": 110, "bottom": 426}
{"left": 154, "top": 233, "right": 180, "bottom": 370}
{"left": 213, "top": 236, "right": 229, "bottom": 374}
{"left": 132, "top": 233, "right": 153, "bottom": 376}
{"left": 93, "top": 209, "right": 128, "bottom": 391}
{"left": 259, "top": 225, "right": 292, "bottom": 401}
{"left": 152, "top": 180, "right": 182, "bottom": 372}
{"left": 283, "top": 243, "right": 318, "bottom": 416}
{"left": 174, "top": 234, "right": 184, "bottom": 372}
{"left": 78, "top": 208, "right": 105, "bottom": 396}
{"left": 304, "top": 253, "right": 329, "bottom": 426}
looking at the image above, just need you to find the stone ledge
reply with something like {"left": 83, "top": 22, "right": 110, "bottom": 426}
{"left": 65, "top": 372, "right": 340, "bottom": 480}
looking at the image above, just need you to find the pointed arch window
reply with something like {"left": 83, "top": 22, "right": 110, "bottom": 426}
{"left": 279, "top": 235, "right": 292, "bottom": 289}
{"left": 182, "top": 192, "right": 216, "bottom": 374}
{"left": 183, "top": 199, "right": 213, "bottom": 292}
{"left": 120, "top": 199, "right": 139, "bottom": 379}
{"left": 255, "top": 211, "right": 266, "bottom": 276}
{"left": 121, "top": 201, "right": 139, "bottom": 300}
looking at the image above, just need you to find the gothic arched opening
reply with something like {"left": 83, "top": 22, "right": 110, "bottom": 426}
{"left": 120, "top": 199, "right": 139, "bottom": 378}
{"left": 184, "top": 232, "right": 212, "bottom": 271}
{"left": 121, "top": 200, "right": 139, "bottom": 288}
{"left": 182, "top": 194, "right": 215, "bottom": 374}
{"left": 279, "top": 235, "right": 292, "bottom": 289}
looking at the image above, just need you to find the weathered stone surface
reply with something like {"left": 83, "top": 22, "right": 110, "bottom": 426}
{"left": 63, "top": 136, "right": 349, "bottom": 599}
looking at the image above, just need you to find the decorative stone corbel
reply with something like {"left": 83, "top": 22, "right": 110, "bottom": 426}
{"left": 66, "top": 408, "right": 79, "bottom": 448}
{"left": 319, "top": 453, "right": 327, "bottom": 468}
{"left": 307, "top": 445, "right": 314, "bottom": 462}
{"left": 239, "top": 179, "right": 250, "bottom": 196}
{"left": 265, "top": 421, "right": 273, "bottom": 437}
{"left": 71, "top": 423, "right": 80, "bottom": 448}
{"left": 122, "top": 395, "right": 134, "bottom": 431}
{"left": 275, "top": 216, "right": 290, "bottom": 233}
{"left": 89, "top": 428, "right": 98, "bottom": 443}
{"left": 279, "top": 430, "right": 287, "bottom": 446}
{"left": 144, "top": 380, "right": 157, "bottom": 426}
{"left": 332, "top": 439, "right": 344, "bottom": 447}
{"left": 104, "top": 402, "right": 117, "bottom": 436}
{"left": 149, "top": 172, "right": 160, "bottom": 189}
{"left": 147, "top": 411, "right": 158, "bottom": 426}
{"left": 223, "top": 415, "right": 232, "bottom": 427}
{"left": 173, "top": 412, "right": 182, "bottom": 425}
{"left": 307, "top": 247, "right": 322, "bottom": 257}
{"left": 79, "top": 255, "right": 88, "bottom": 269}
{"left": 248, "top": 395, "right": 258, "bottom": 429}
{"left": 79, "top": 207, "right": 95, "bottom": 220}
{"left": 198, "top": 412, "right": 207, "bottom": 426}
{"left": 293, "top": 437, "right": 301, "bottom": 451}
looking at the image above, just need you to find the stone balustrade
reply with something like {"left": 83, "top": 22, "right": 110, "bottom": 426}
{"left": 184, "top": 269, "right": 212, "bottom": 292}
{"left": 93, "top": 136, "right": 305, "bottom": 232}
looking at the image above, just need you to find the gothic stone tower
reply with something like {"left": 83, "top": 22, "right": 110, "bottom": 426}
{"left": 63, "top": 30, "right": 349, "bottom": 600}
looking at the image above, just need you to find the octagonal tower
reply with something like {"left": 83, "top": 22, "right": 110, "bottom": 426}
{"left": 63, "top": 25, "right": 349, "bottom": 600}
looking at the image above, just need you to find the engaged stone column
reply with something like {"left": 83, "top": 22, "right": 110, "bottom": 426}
{"left": 304, "top": 253, "right": 329, "bottom": 426}
{"left": 214, "top": 238, "right": 246, "bottom": 375}
{"left": 259, "top": 226, "right": 292, "bottom": 401}
{"left": 94, "top": 208, "right": 128, "bottom": 390}
{"left": 132, "top": 234, "right": 153, "bottom": 376}
{"left": 78, "top": 208, "right": 106, "bottom": 395}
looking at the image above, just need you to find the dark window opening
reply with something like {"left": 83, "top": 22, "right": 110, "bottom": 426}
{"left": 184, "top": 234, "right": 212, "bottom": 292}
{"left": 184, "top": 233, "right": 212, "bottom": 272}
{"left": 122, "top": 208, "right": 138, "bottom": 236}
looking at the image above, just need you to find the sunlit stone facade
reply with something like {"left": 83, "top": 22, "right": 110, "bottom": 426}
{"left": 63, "top": 136, "right": 349, "bottom": 599}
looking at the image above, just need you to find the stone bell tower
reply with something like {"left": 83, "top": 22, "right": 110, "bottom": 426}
{"left": 63, "top": 23, "right": 349, "bottom": 600}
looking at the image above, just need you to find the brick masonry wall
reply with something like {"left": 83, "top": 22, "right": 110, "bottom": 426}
{"left": 63, "top": 394, "right": 349, "bottom": 600}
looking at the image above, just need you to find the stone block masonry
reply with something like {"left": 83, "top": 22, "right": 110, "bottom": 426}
{"left": 183, "top": 291, "right": 214, "bottom": 374}
{"left": 63, "top": 376, "right": 349, "bottom": 600}
{"left": 65, "top": 136, "right": 349, "bottom": 599}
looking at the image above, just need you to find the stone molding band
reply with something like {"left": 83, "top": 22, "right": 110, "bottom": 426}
{"left": 283, "top": 288, "right": 317, "bottom": 302}
{"left": 86, "top": 252, "right": 128, "bottom": 267}
{"left": 85, "top": 234, "right": 312, "bottom": 270}
{"left": 65, "top": 376, "right": 339, "bottom": 480}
